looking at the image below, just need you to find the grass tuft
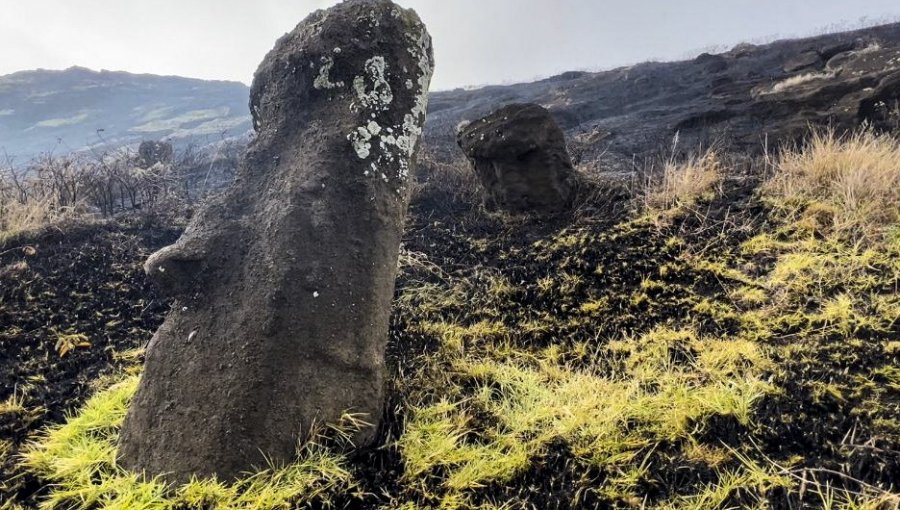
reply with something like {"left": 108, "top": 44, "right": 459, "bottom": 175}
{"left": 766, "top": 129, "right": 900, "bottom": 246}
{"left": 643, "top": 150, "right": 723, "bottom": 218}
{"left": 20, "top": 376, "right": 358, "bottom": 510}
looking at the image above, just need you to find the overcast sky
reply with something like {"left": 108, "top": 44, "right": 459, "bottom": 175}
{"left": 3, "top": 0, "right": 900, "bottom": 91}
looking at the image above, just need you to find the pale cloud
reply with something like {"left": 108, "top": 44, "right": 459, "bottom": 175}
{"left": 1, "top": 0, "right": 899, "bottom": 90}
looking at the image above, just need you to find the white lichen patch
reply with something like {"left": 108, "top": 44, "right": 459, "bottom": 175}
{"left": 348, "top": 120, "right": 386, "bottom": 159}
{"left": 313, "top": 56, "right": 344, "bottom": 90}
{"left": 352, "top": 56, "right": 393, "bottom": 111}
{"left": 349, "top": 126, "right": 374, "bottom": 159}
{"left": 392, "top": 22, "right": 434, "bottom": 180}
{"left": 345, "top": 16, "right": 434, "bottom": 192}
{"left": 303, "top": 10, "right": 329, "bottom": 38}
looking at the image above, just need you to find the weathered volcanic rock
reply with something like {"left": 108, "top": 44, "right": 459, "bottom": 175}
{"left": 117, "top": 0, "right": 433, "bottom": 483}
{"left": 751, "top": 43, "right": 900, "bottom": 139}
{"left": 457, "top": 103, "right": 579, "bottom": 213}
{"left": 782, "top": 50, "right": 823, "bottom": 73}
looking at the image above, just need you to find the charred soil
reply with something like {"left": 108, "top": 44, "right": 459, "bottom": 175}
{"left": 1, "top": 170, "right": 898, "bottom": 509}
{"left": 0, "top": 222, "right": 180, "bottom": 501}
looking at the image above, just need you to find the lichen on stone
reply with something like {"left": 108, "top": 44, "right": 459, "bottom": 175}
{"left": 353, "top": 56, "right": 393, "bottom": 111}
{"left": 313, "top": 56, "right": 344, "bottom": 90}
{"left": 344, "top": 12, "right": 433, "bottom": 189}
{"left": 393, "top": 23, "right": 434, "bottom": 180}
{"left": 349, "top": 126, "right": 373, "bottom": 159}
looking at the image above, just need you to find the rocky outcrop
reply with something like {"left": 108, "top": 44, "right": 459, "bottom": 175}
{"left": 457, "top": 103, "right": 579, "bottom": 213}
{"left": 782, "top": 50, "right": 822, "bottom": 73}
{"left": 117, "top": 0, "right": 433, "bottom": 484}
{"left": 752, "top": 43, "right": 900, "bottom": 138}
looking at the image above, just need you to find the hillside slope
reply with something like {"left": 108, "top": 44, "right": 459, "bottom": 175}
{"left": 0, "top": 67, "right": 251, "bottom": 162}
{"left": 425, "top": 22, "right": 900, "bottom": 171}
{"left": 2, "top": 23, "right": 899, "bottom": 169}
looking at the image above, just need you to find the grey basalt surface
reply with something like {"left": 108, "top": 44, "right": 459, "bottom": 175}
{"left": 117, "top": 0, "right": 433, "bottom": 483}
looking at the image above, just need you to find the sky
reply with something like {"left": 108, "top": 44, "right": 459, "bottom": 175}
{"left": 2, "top": 1, "right": 900, "bottom": 91}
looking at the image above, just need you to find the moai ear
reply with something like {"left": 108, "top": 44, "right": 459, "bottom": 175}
{"left": 143, "top": 241, "right": 206, "bottom": 297}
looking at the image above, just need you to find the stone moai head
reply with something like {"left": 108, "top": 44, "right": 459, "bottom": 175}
{"left": 457, "top": 103, "right": 579, "bottom": 213}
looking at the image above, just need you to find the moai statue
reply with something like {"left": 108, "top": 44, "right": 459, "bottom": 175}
{"left": 118, "top": 0, "right": 433, "bottom": 483}
{"left": 458, "top": 103, "right": 580, "bottom": 213}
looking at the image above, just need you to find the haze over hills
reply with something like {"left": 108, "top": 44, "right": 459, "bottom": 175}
{"left": 2, "top": 22, "right": 900, "bottom": 168}
{"left": 0, "top": 66, "right": 251, "bottom": 163}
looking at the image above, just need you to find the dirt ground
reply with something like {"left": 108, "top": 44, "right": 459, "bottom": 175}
{"left": 0, "top": 221, "right": 180, "bottom": 501}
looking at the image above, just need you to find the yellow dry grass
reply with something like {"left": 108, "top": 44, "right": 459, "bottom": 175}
{"left": 644, "top": 150, "right": 723, "bottom": 216}
{"left": 398, "top": 326, "right": 774, "bottom": 505}
{"left": 21, "top": 376, "right": 359, "bottom": 510}
{"left": 766, "top": 129, "right": 900, "bottom": 246}
{"left": 765, "top": 71, "right": 835, "bottom": 95}
{"left": 0, "top": 195, "right": 60, "bottom": 242}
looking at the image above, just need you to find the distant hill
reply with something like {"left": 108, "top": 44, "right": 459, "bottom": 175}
{"left": 3, "top": 22, "right": 900, "bottom": 169}
{"left": 0, "top": 66, "right": 251, "bottom": 163}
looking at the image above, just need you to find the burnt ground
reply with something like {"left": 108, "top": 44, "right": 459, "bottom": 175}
{"left": 0, "top": 221, "right": 180, "bottom": 500}
{"left": 424, "top": 22, "right": 900, "bottom": 173}
{"left": 376, "top": 178, "right": 898, "bottom": 509}
{"left": 1, "top": 178, "right": 899, "bottom": 508}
